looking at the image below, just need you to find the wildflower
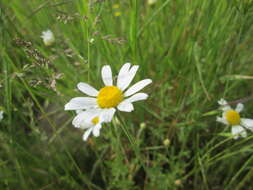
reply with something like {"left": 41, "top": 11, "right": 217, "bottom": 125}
{"left": 147, "top": 0, "right": 157, "bottom": 5}
{"left": 72, "top": 108, "right": 114, "bottom": 141}
{"left": 65, "top": 63, "right": 152, "bottom": 118}
{"left": 0, "top": 110, "right": 3, "bottom": 121}
{"left": 163, "top": 138, "right": 170, "bottom": 146}
{"left": 89, "top": 38, "right": 95, "bottom": 44}
{"left": 140, "top": 122, "right": 146, "bottom": 129}
{"left": 216, "top": 98, "right": 253, "bottom": 139}
{"left": 41, "top": 30, "right": 55, "bottom": 46}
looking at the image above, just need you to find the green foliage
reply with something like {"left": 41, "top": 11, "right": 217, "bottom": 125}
{"left": 1, "top": 0, "right": 253, "bottom": 189}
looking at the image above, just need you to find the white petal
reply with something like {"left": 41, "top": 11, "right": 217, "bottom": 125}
{"left": 125, "top": 93, "right": 148, "bottom": 103}
{"left": 0, "top": 111, "right": 3, "bottom": 121}
{"left": 101, "top": 65, "right": 113, "bottom": 86}
{"left": 221, "top": 105, "right": 231, "bottom": 112}
{"left": 92, "top": 124, "right": 102, "bottom": 137}
{"left": 117, "top": 63, "right": 139, "bottom": 91}
{"left": 77, "top": 82, "right": 98, "bottom": 96}
{"left": 218, "top": 98, "right": 228, "bottom": 106}
{"left": 231, "top": 125, "right": 247, "bottom": 139}
{"left": 72, "top": 110, "right": 97, "bottom": 129}
{"left": 117, "top": 101, "right": 134, "bottom": 112}
{"left": 64, "top": 97, "right": 97, "bottom": 110}
{"left": 235, "top": 103, "right": 244, "bottom": 113}
{"left": 218, "top": 98, "right": 231, "bottom": 111}
{"left": 216, "top": 116, "right": 228, "bottom": 125}
{"left": 222, "top": 111, "right": 227, "bottom": 119}
{"left": 241, "top": 118, "right": 253, "bottom": 131}
{"left": 75, "top": 109, "right": 83, "bottom": 114}
{"left": 101, "top": 108, "right": 116, "bottom": 122}
{"left": 117, "top": 63, "right": 131, "bottom": 87}
{"left": 83, "top": 128, "right": 93, "bottom": 141}
{"left": 124, "top": 79, "right": 152, "bottom": 97}
{"left": 121, "top": 65, "right": 139, "bottom": 91}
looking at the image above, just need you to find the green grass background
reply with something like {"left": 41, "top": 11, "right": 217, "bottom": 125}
{"left": 1, "top": 0, "right": 253, "bottom": 189}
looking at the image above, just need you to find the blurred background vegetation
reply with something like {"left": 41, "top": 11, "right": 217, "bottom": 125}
{"left": 1, "top": 0, "right": 253, "bottom": 189}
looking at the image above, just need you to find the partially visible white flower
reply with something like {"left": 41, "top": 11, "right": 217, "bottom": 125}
{"left": 65, "top": 63, "right": 152, "bottom": 116}
{"left": 148, "top": 0, "right": 157, "bottom": 5}
{"left": 0, "top": 111, "right": 3, "bottom": 121}
{"left": 89, "top": 38, "right": 95, "bottom": 44}
{"left": 72, "top": 108, "right": 115, "bottom": 141}
{"left": 41, "top": 30, "right": 55, "bottom": 46}
{"left": 216, "top": 98, "right": 253, "bottom": 139}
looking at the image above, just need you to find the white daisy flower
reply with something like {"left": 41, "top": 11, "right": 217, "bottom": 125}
{"left": 216, "top": 98, "right": 253, "bottom": 139}
{"left": 65, "top": 63, "right": 152, "bottom": 118}
{"left": 41, "top": 30, "right": 55, "bottom": 46}
{"left": 72, "top": 108, "right": 115, "bottom": 141}
{"left": 0, "top": 110, "right": 3, "bottom": 121}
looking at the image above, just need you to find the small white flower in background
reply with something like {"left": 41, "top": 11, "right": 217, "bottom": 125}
{"left": 89, "top": 38, "right": 95, "bottom": 44}
{"left": 148, "top": 0, "right": 157, "bottom": 5}
{"left": 216, "top": 98, "right": 253, "bottom": 139}
{"left": 41, "top": 30, "right": 55, "bottom": 46}
{"left": 65, "top": 63, "right": 152, "bottom": 141}
{"left": 0, "top": 110, "right": 3, "bottom": 121}
{"left": 72, "top": 108, "right": 115, "bottom": 141}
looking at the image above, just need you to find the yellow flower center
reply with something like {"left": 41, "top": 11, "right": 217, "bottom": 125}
{"left": 91, "top": 116, "right": 99, "bottom": 125}
{"left": 97, "top": 86, "right": 123, "bottom": 108}
{"left": 225, "top": 110, "right": 241, "bottom": 125}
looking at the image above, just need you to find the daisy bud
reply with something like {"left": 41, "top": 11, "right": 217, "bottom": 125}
{"left": 148, "top": 0, "right": 157, "bottom": 5}
{"left": 140, "top": 122, "right": 146, "bottom": 129}
{"left": 41, "top": 30, "right": 55, "bottom": 46}
{"left": 163, "top": 138, "right": 170, "bottom": 146}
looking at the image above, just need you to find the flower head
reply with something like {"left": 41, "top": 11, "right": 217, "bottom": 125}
{"left": 216, "top": 98, "right": 253, "bottom": 139}
{"left": 65, "top": 63, "right": 152, "bottom": 140}
{"left": 72, "top": 108, "right": 115, "bottom": 141}
{"left": 41, "top": 30, "right": 55, "bottom": 46}
{"left": 65, "top": 63, "right": 152, "bottom": 113}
